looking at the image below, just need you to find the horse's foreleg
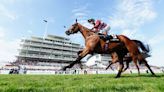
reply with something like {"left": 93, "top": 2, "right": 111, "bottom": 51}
{"left": 115, "top": 52, "right": 124, "bottom": 78}
{"left": 77, "top": 50, "right": 83, "bottom": 56}
{"left": 115, "top": 60, "right": 124, "bottom": 78}
{"left": 78, "top": 62, "right": 83, "bottom": 70}
{"left": 63, "top": 48, "right": 90, "bottom": 71}
{"left": 106, "top": 52, "right": 118, "bottom": 70}
{"left": 77, "top": 50, "right": 84, "bottom": 70}
{"left": 62, "top": 56, "right": 82, "bottom": 71}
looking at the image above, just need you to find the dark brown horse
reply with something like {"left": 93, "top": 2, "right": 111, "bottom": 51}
{"left": 115, "top": 35, "right": 155, "bottom": 76}
{"left": 106, "top": 51, "right": 151, "bottom": 74}
{"left": 106, "top": 40, "right": 151, "bottom": 75}
{"left": 63, "top": 20, "right": 155, "bottom": 78}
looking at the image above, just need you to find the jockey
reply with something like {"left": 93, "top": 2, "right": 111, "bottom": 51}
{"left": 87, "top": 18, "right": 112, "bottom": 41}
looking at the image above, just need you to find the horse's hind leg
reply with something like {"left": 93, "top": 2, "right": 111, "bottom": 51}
{"left": 138, "top": 55, "right": 156, "bottom": 76}
{"left": 106, "top": 61, "right": 113, "bottom": 70}
{"left": 122, "top": 60, "right": 130, "bottom": 72}
{"left": 133, "top": 57, "right": 140, "bottom": 75}
{"left": 144, "top": 59, "right": 156, "bottom": 76}
{"left": 142, "top": 59, "right": 156, "bottom": 76}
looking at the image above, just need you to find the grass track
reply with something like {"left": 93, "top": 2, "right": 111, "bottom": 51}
{"left": 0, "top": 74, "right": 164, "bottom": 92}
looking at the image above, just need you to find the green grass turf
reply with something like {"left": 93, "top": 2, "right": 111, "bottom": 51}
{"left": 0, "top": 73, "right": 163, "bottom": 92}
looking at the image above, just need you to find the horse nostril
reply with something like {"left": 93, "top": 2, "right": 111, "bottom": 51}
{"left": 65, "top": 31, "right": 70, "bottom": 35}
{"left": 65, "top": 31, "right": 68, "bottom": 34}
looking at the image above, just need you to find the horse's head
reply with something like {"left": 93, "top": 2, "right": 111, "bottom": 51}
{"left": 65, "top": 20, "right": 80, "bottom": 35}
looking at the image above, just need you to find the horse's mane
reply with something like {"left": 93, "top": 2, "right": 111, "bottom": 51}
{"left": 78, "top": 23, "right": 95, "bottom": 33}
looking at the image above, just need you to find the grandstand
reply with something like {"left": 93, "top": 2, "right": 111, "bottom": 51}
{"left": 9, "top": 35, "right": 82, "bottom": 70}
{"left": 17, "top": 35, "right": 83, "bottom": 62}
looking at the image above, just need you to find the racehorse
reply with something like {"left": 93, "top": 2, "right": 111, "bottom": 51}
{"left": 63, "top": 20, "right": 155, "bottom": 78}
{"left": 106, "top": 40, "right": 151, "bottom": 75}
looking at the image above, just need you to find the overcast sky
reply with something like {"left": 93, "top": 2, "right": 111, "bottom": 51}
{"left": 0, "top": 0, "right": 164, "bottom": 66}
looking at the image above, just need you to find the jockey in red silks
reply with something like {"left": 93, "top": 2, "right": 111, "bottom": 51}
{"left": 88, "top": 18, "right": 112, "bottom": 41}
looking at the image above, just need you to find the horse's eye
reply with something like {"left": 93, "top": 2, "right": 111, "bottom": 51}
{"left": 72, "top": 26, "right": 75, "bottom": 29}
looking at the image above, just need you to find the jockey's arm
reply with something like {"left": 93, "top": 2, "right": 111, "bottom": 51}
{"left": 91, "top": 28, "right": 99, "bottom": 33}
{"left": 94, "top": 20, "right": 101, "bottom": 28}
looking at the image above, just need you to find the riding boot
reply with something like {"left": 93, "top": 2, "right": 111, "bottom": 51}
{"left": 104, "top": 35, "right": 111, "bottom": 51}
{"left": 106, "top": 35, "right": 113, "bottom": 41}
{"left": 99, "top": 35, "right": 106, "bottom": 40}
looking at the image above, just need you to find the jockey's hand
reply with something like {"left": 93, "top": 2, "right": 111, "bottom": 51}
{"left": 90, "top": 28, "right": 95, "bottom": 32}
{"left": 91, "top": 28, "right": 99, "bottom": 33}
{"left": 91, "top": 28, "right": 94, "bottom": 31}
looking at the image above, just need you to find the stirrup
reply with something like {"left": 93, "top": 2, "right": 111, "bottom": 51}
{"left": 104, "top": 43, "right": 109, "bottom": 51}
{"left": 111, "top": 34, "right": 117, "bottom": 39}
{"left": 106, "top": 40, "right": 109, "bottom": 43}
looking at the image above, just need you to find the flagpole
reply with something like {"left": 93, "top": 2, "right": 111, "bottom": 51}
{"left": 43, "top": 20, "right": 48, "bottom": 39}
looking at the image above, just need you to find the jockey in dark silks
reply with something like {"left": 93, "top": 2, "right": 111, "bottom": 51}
{"left": 87, "top": 18, "right": 113, "bottom": 41}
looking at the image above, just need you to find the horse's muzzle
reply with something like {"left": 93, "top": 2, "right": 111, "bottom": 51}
{"left": 65, "top": 30, "right": 71, "bottom": 35}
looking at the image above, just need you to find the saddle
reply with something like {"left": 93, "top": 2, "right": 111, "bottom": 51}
{"left": 98, "top": 33, "right": 119, "bottom": 42}
{"left": 97, "top": 33, "right": 120, "bottom": 52}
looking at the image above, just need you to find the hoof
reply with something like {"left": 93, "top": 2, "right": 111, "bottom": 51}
{"left": 152, "top": 74, "right": 157, "bottom": 77}
{"left": 62, "top": 67, "right": 67, "bottom": 71}
{"left": 80, "top": 67, "right": 83, "bottom": 70}
{"left": 115, "top": 76, "right": 120, "bottom": 78}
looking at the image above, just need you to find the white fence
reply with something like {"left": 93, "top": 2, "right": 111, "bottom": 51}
{"left": 0, "top": 68, "right": 163, "bottom": 75}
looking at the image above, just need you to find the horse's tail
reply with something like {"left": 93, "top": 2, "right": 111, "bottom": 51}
{"left": 116, "top": 35, "right": 150, "bottom": 53}
{"left": 132, "top": 40, "right": 150, "bottom": 53}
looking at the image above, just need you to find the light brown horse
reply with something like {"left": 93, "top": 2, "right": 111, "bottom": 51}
{"left": 63, "top": 20, "right": 155, "bottom": 78}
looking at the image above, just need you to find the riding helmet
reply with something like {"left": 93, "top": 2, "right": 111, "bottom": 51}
{"left": 88, "top": 18, "right": 95, "bottom": 23}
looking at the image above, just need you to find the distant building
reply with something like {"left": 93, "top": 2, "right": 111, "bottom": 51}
{"left": 85, "top": 54, "right": 111, "bottom": 68}
{"left": 16, "top": 35, "right": 83, "bottom": 65}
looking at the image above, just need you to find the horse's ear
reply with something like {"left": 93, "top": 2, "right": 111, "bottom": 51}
{"left": 75, "top": 19, "right": 77, "bottom": 23}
